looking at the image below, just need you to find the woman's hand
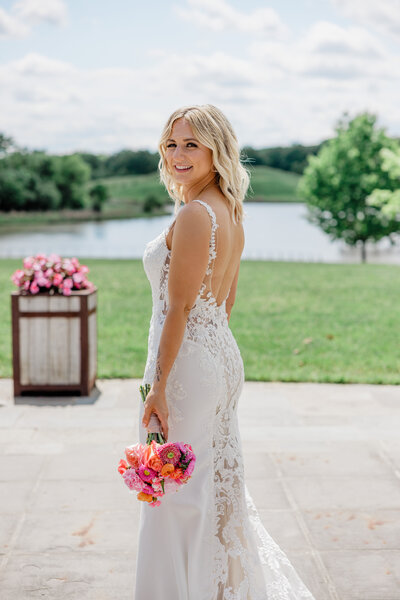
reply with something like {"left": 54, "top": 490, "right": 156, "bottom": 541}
{"left": 142, "top": 386, "right": 169, "bottom": 441}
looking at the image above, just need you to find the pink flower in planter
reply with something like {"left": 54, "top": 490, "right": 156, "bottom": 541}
{"left": 72, "top": 272, "right": 84, "bottom": 284}
{"left": 11, "top": 254, "right": 94, "bottom": 295}
{"left": 11, "top": 270, "right": 25, "bottom": 285}
{"left": 53, "top": 273, "right": 63, "bottom": 286}
{"left": 36, "top": 276, "right": 49, "bottom": 288}
{"left": 30, "top": 281, "right": 39, "bottom": 294}
{"left": 23, "top": 257, "right": 34, "bottom": 270}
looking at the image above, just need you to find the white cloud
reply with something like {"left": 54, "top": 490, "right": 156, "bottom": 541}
{"left": 14, "top": 0, "right": 67, "bottom": 26}
{"left": 0, "top": 7, "right": 28, "bottom": 37}
{"left": 174, "top": 0, "right": 289, "bottom": 39}
{"left": 332, "top": 0, "right": 400, "bottom": 39}
{"left": 0, "top": 0, "right": 67, "bottom": 37}
{"left": 249, "top": 21, "right": 397, "bottom": 82}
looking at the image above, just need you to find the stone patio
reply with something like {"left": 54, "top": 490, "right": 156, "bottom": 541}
{"left": 0, "top": 378, "right": 399, "bottom": 599}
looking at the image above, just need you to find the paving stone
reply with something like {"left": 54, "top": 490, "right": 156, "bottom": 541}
{"left": 319, "top": 549, "right": 400, "bottom": 600}
{"left": 30, "top": 479, "right": 137, "bottom": 512}
{"left": 41, "top": 446, "right": 122, "bottom": 481}
{"left": 303, "top": 508, "right": 400, "bottom": 551}
{"left": 0, "top": 454, "right": 45, "bottom": 481}
{"left": 0, "top": 481, "right": 35, "bottom": 512}
{"left": 271, "top": 442, "right": 394, "bottom": 478}
{"left": 0, "top": 551, "right": 136, "bottom": 600}
{"left": 245, "top": 478, "right": 291, "bottom": 510}
{"left": 242, "top": 451, "right": 278, "bottom": 479}
{"left": 256, "top": 508, "right": 311, "bottom": 551}
{"left": 13, "top": 509, "right": 140, "bottom": 554}
{"left": 286, "top": 477, "right": 400, "bottom": 511}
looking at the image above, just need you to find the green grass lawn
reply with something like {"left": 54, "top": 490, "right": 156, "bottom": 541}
{"left": 1, "top": 258, "right": 399, "bottom": 384}
{"left": 0, "top": 166, "right": 300, "bottom": 230}
{"left": 246, "top": 165, "right": 300, "bottom": 202}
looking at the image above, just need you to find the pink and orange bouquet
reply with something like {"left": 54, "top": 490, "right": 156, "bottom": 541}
{"left": 118, "top": 439, "right": 196, "bottom": 507}
{"left": 117, "top": 383, "right": 196, "bottom": 506}
{"left": 11, "top": 253, "right": 95, "bottom": 296}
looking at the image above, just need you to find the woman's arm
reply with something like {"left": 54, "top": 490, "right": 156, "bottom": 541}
{"left": 141, "top": 202, "right": 212, "bottom": 439}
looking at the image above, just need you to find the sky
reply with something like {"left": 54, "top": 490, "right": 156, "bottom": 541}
{"left": 0, "top": 0, "right": 399, "bottom": 154}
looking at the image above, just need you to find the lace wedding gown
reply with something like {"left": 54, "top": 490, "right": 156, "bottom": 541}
{"left": 135, "top": 199, "right": 316, "bottom": 599}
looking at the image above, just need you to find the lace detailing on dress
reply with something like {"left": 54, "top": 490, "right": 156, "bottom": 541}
{"left": 191, "top": 199, "right": 220, "bottom": 306}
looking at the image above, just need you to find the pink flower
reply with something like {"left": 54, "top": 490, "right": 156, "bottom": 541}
{"left": 53, "top": 273, "right": 63, "bottom": 286}
{"left": 36, "top": 276, "right": 49, "bottom": 288}
{"left": 184, "top": 457, "right": 196, "bottom": 478}
{"left": 72, "top": 272, "right": 84, "bottom": 284}
{"left": 138, "top": 464, "right": 157, "bottom": 483}
{"left": 23, "top": 257, "right": 34, "bottom": 270}
{"left": 63, "top": 277, "right": 73, "bottom": 289}
{"left": 122, "top": 469, "right": 144, "bottom": 492}
{"left": 11, "top": 270, "right": 25, "bottom": 286}
{"left": 23, "top": 280, "right": 30, "bottom": 291}
{"left": 157, "top": 443, "right": 181, "bottom": 466}
{"left": 30, "top": 281, "right": 39, "bottom": 294}
{"left": 62, "top": 286, "right": 71, "bottom": 296}
{"left": 125, "top": 443, "right": 146, "bottom": 468}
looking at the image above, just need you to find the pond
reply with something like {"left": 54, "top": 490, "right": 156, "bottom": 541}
{"left": 0, "top": 202, "right": 399, "bottom": 264}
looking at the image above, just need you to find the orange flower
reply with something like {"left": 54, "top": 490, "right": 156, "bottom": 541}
{"left": 147, "top": 454, "right": 163, "bottom": 472}
{"left": 170, "top": 468, "right": 183, "bottom": 480}
{"left": 137, "top": 492, "right": 153, "bottom": 503}
{"left": 160, "top": 463, "right": 175, "bottom": 477}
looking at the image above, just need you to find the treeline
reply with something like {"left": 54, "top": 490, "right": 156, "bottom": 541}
{"left": 0, "top": 150, "right": 92, "bottom": 212}
{"left": 242, "top": 143, "right": 325, "bottom": 174}
{"left": 79, "top": 150, "right": 159, "bottom": 179}
{"left": 79, "top": 144, "right": 323, "bottom": 178}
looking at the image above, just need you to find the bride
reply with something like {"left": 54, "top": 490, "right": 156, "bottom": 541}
{"left": 135, "top": 104, "right": 316, "bottom": 599}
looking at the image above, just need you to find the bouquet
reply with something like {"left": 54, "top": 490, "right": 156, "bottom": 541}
{"left": 118, "top": 384, "right": 196, "bottom": 507}
{"left": 11, "top": 253, "right": 95, "bottom": 296}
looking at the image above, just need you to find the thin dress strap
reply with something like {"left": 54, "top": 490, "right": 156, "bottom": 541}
{"left": 191, "top": 199, "right": 219, "bottom": 276}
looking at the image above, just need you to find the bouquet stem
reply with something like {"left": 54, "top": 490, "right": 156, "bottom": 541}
{"left": 139, "top": 384, "right": 166, "bottom": 445}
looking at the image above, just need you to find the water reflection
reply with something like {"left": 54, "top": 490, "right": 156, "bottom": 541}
{"left": 0, "top": 202, "right": 399, "bottom": 264}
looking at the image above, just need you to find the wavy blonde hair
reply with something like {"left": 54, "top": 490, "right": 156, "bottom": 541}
{"left": 158, "top": 104, "right": 250, "bottom": 224}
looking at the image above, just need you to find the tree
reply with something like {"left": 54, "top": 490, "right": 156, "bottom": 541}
{"left": 53, "top": 154, "right": 91, "bottom": 209}
{"left": 89, "top": 183, "right": 109, "bottom": 212}
{"left": 366, "top": 147, "right": 400, "bottom": 220}
{"left": 298, "top": 112, "right": 400, "bottom": 262}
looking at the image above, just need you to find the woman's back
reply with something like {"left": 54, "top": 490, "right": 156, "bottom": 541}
{"left": 165, "top": 192, "right": 245, "bottom": 310}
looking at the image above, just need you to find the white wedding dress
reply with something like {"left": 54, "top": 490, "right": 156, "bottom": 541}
{"left": 135, "top": 199, "right": 316, "bottom": 599}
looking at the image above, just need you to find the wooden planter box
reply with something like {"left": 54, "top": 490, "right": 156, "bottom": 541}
{"left": 11, "top": 288, "right": 97, "bottom": 396}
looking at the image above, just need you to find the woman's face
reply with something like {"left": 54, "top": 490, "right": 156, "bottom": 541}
{"left": 165, "top": 117, "right": 214, "bottom": 185}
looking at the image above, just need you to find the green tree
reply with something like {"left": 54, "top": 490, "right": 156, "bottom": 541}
{"left": 298, "top": 112, "right": 400, "bottom": 262}
{"left": 89, "top": 183, "right": 109, "bottom": 212}
{"left": 53, "top": 154, "right": 91, "bottom": 209}
{"left": 366, "top": 147, "right": 400, "bottom": 220}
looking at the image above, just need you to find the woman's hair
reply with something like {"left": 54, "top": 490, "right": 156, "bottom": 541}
{"left": 158, "top": 104, "right": 250, "bottom": 224}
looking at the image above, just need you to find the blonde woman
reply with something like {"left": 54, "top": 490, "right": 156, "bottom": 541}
{"left": 135, "top": 105, "right": 316, "bottom": 599}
